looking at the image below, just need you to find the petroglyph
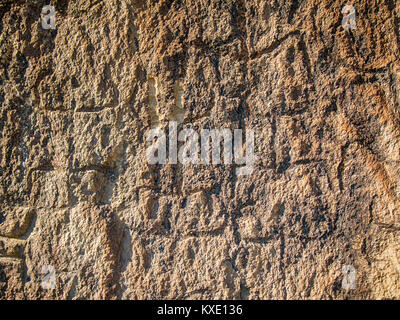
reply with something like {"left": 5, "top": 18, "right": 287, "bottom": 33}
{"left": 1, "top": 0, "right": 400, "bottom": 299}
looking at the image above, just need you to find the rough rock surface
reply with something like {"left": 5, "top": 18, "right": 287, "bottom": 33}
{"left": 0, "top": 0, "right": 400, "bottom": 299}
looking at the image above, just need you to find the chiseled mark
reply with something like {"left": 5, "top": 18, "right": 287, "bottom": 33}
{"left": 0, "top": 207, "right": 35, "bottom": 239}
{"left": 0, "top": 236, "right": 25, "bottom": 259}
{"left": 337, "top": 142, "right": 349, "bottom": 192}
{"left": 389, "top": 246, "right": 400, "bottom": 275}
{"left": 66, "top": 274, "right": 79, "bottom": 300}
{"left": 374, "top": 221, "right": 400, "bottom": 231}
{"left": 148, "top": 78, "right": 160, "bottom": 127}
{"left": 249, "top": 31, "right": 300, "bottom": 61}
{"left": 0, "top": 207, "right": 37, "bottom": 289}
{"left": 75, "top": 105, "right": 115, "bottom": 113}
{"left": 0, "top": 256, "right": 23, "bottom": 264}
{"left": 25, "top": 163, "right": 55, "bottom": 196}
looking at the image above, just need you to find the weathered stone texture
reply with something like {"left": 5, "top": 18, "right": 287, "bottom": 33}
{"left": 0, "top": 0, "right": 400, "bottom": 299}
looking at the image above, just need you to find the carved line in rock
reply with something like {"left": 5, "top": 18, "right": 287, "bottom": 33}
{"left": 38, "top": 105, "right": 116, "bottom": 113}
{"left": 25, "top": 164, "right": 116, "bottom": 208}
{"left": 0, "top": 207, "right": 36, "bottom": 291}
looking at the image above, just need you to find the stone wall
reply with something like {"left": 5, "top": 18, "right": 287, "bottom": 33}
{"left": 0, "top": 0, "right": 399, "bottom": 299}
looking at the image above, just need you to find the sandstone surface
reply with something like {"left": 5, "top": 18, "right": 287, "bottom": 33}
{"left": 0, "top": 0, "right": 400, "bottom": 299}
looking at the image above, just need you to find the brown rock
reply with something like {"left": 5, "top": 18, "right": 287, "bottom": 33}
{"left": 0, "top": 0, "right": 399, "bottom": 299}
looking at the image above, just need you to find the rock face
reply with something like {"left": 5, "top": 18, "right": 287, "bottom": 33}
{"left": 0, "top": 0, "right": 400, "bottom": 299}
